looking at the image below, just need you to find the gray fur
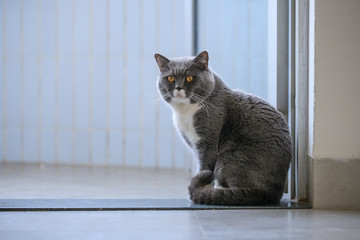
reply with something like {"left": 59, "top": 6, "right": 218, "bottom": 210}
{"left": 154, "top": 51, "right": 291, "bottom": 206}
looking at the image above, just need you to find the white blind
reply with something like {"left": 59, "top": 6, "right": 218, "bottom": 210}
{"left": 0, "top": 0, "right": 271, "bottom": 171}
{"left": 0, "top": 0, "right": 193, "bottom": 169}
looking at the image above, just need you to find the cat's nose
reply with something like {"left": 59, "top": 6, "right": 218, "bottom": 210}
{"left": 175, "top": 87, "right": 183, "bottom": 91}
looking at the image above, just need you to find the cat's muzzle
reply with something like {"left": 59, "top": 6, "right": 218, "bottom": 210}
{"left": 173, "top": 89, "right": 187, "bottom": 99}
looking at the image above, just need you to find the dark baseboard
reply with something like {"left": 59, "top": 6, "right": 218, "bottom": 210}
{"left": 0, "top": 198, "right": 311, "bottom": 212}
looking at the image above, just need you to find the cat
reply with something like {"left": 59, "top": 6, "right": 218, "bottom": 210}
{"left": 154, "top": 51, "right": 292, "bottom": 206}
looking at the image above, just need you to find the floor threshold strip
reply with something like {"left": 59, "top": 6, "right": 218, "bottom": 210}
{"left": 0, "top": 199, "right": 311, "bottom": 211}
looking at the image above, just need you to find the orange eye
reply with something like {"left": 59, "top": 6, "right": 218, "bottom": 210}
{"left": 167, "top": 76, "right": 175, "bottom": 82}
{"left": 186, "top": 76, "right": 194, "bottom": 82}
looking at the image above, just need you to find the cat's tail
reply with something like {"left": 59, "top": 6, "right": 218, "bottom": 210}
{"left": 188, "top": 170, "right": 280, "bottom": 206}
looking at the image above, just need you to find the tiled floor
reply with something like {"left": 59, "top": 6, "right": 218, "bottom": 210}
{"left": 1, "top": 163, "right": 360, "bottom": 240}
{"left": 0, "top": 163, "right": 190, "bottom": 199}
{"left": 1, "top": 209, "right": 360, "bottom": 240}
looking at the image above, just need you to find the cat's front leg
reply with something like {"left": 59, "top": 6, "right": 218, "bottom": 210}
{"left": 192, "top": 145, "right": 218, "bottom": 188}
{"left": 196, "top": 145, "right": 218, "bottom": 172}
{"left": 188, "top": 149, "right": 218, "bottom": 203}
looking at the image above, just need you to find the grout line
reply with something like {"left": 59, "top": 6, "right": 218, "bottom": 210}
{"left": 37, "top": 0, "right": 42, "bottom": 164}
{"left": 105, "top": 0, "right": 111, "bottom": 165}
{"left": 171, "top": 0, "right": 176, "bottom": 59}
{"left": 200, "top": 0, "right": 206, "bottom": 49}
{"left": 193, "top": 211, "right": 209, "bottom": 240}
{"left": 121, "top": 0, "right": 127, "bottom": 166}
{"left": 138, "top": 0, "right": 144, "bottom": 167}
{"left": 2, "top": 0, "right": 7, "bottom": 163}
{"left": 3, "top": 126, "right": 177, "bottom": 134}
{"left": 88, "top": 0, "right": 94, "bottom": 164}
{"left": 71, "top": 0, "right": 77, "bottom": 164}
{"left": 232, "top": 1, "right": 238, "bottom": 88}
{"left": 154, "top": 0, "right": 160, "bottom": 168}
{"left": 216, "top": 0, "right": 222, "bottom": 71}
{"left": 247, "top": 2, "right": 252, "bottom": 89}
{"left": 171, "top": 0, "right": 176, "bottom": 169}
{"left": 20, "top": 0, "right": 25, "bottom": 163}
{"left": 2, "top": 124, "right": 177, "bottom": 133}
{"left": 54, "top": 0, "right": 59, "bottom": 164}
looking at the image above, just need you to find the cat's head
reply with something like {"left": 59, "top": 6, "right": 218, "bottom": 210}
{"left": 154, "top": 51, "right": 215, "bottom": 106}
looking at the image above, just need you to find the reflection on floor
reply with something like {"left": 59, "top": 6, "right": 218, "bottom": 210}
{"left": 0, "top": 163, "right": 190, "bottom": 199}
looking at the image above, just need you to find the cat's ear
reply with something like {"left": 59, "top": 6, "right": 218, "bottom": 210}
{"left": 154, "top": 53, "right": 171, "bottom": 72}
{"left": 193, "top": 51, "right": 209, "bottom": 70}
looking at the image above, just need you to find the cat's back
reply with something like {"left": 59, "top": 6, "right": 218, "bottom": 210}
{"left": 219, "top": 88, "right": 291, "bottom": 152}
{"left": 228, "top": 89, "right": 287, "bottom": 129}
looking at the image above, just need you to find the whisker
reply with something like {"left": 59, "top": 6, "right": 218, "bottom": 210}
{"left": 150, "top": 91, "right": 173, "bottom": 104}
{"left": 191, "top": 93, "right": 221, "bottom": 114}
{"left": 192, "top": 95, "right": 213, "bottom": 115}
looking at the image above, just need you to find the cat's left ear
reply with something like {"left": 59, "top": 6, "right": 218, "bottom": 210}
{"left": 154, "top": 53, "right": 171, "bottom": 72}
{"left": 193, "top": 51, "right": 209, "bottom": 70}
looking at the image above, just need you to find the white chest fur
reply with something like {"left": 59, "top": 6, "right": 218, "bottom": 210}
{"left": 171, "top": 101, "right": 201, "bottom": 146}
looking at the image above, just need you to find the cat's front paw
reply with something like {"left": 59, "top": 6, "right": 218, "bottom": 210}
{"left": 188, "top": 170, "right": 214, "bottom": 197}
{"left": 197, "top": 170, "right": 214, "bottom": 186}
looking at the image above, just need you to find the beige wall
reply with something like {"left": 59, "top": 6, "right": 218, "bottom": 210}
{"left": 310, "top": 0, "right": 360, "bottom": 209}
{"left": 313, "top": 0, "right": 360, "bottom": 159}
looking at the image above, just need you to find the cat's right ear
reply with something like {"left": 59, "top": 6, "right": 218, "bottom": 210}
{"left": 193, "top": 51, "right": 209, "bottom": 70}
{"left": 154, "top": 53, "right": 171, "bottom": 72}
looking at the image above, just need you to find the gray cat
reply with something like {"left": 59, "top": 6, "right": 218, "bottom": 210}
{"left": 154, "top": 51, "right": 291, "bottom": 205}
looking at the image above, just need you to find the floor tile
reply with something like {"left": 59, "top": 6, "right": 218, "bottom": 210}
{"left": 0, "top": 211, "right": 205, "bottom": 240}
{"left": 194, "top": 210, "right": 360, "bottom": 240}
{"left": 1, "top": 209, "right": 360, "bottom": 240}
{"left": 0, "top": 163, "right": 190, "bottom": 199}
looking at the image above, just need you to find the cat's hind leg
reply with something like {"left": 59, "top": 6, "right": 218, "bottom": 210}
{"left": 188, "top": 155, "right": 280, "bottom": 206}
